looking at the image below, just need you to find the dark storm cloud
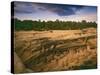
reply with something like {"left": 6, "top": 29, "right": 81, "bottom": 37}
{"left": 14, "top": 2, "right": 84, "bottom": 16}
{"left": 37, "top": 4, "right": 84, "bottom": 16}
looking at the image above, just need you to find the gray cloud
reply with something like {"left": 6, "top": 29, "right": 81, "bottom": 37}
{"left": 14, "top": 2, "right": 84, "bottom": 16}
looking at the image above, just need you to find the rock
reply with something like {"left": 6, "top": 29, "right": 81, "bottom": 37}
{"left": 14, "top": 52, "right": 26, "bottom": 73}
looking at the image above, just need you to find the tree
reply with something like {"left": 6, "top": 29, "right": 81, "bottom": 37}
{"left": 14, "top": 18, "right": 97, "bottom": 31}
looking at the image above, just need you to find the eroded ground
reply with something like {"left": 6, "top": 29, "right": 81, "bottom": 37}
{"left": 14, "top": 28, "right": 97, "bottom": 73}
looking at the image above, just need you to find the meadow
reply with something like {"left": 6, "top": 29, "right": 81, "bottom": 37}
{"left": 14, "top": 27, "right": 97, "bottom": 73}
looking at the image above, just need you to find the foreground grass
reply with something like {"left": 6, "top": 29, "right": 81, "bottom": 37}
{"left": 14, "top": 28, "right": 97, "bottom": 73}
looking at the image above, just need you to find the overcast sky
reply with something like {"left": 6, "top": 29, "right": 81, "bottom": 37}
{"left": 13, "top": 1, "right": 97, "bottom": 22}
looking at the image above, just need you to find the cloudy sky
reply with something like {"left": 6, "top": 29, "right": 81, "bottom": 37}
{"left": 13, "top": 1, "right": 97, "bottom": 22}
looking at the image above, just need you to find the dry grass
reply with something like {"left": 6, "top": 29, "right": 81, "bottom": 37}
{"left": 14, "top": 28, "right": 97, "bottom": 73}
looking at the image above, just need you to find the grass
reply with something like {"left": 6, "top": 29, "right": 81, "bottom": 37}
{"left": 14, "top": 28, "right": 97, "bottom": 73}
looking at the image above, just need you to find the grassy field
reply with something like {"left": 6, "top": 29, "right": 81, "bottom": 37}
{"left": 14, "top": 28, "right": 97, "bottom": 73}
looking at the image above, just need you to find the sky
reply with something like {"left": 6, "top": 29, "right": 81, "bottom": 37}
{"left": 13, "top": 1, "right": 97, "bottom": 22}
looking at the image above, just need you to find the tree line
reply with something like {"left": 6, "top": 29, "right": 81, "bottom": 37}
{"left": 13, "top": 18, "right": 97, "bottom": 31}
